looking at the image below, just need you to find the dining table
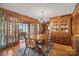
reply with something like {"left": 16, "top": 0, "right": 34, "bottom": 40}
{"left": 30, "top": 34, "right": 49, "bottom": 41}
{"left": 30, "top": 34, "right": 49, "bottom": 55}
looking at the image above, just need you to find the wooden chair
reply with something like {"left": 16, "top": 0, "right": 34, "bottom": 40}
{"left": 19, "top": 32, "right": 30, "bottom": 46}
{"left": 40, "top": 34, "right": 54, "bottom": 55}
{"left": 19, "top": 32, "right": 36, "bottom": 55}
{"left": 26, "top": 39, "right": 36, "bottom": 49}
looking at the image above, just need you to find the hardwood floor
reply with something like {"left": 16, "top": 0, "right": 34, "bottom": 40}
{"left": 0, "top": 40, "right": 41, "bottom": 56}
{"left": 0, "top": 40, "right": 26, "bottom": 56}
{"left": 0, "top": 40, "right": 76, "bottom": 56}
{"left": 49, "top": 43, "right": 76, "bottom": 56}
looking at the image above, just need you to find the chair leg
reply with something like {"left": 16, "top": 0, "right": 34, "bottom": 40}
{"left": 22, "top": 47, "right": 27, "bottom": 56}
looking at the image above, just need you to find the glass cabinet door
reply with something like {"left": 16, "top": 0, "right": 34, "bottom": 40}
{"left": 60, "top": 20, "right": 68, "bottom": 32}
{"left": 0, "top": 14, "right": 2, "bottom": 48}
{"left": 7, "top": 17, "right": 19, "bottom": 45}
{"left": 8, "top": 18, "right": 13, "bottom": 44}
{"left": 53, "top": 21, "right": 59, "bottom": 32}
{"left": 1, "top": 15, "right": 5, "bottom": 48}
{"left": 12, "top": 18, "right": 16, "bottom": 42}
{"left": 0, "top": 14, "right": 6, "bottom": 48}
{"left": 15, "top": 18, "right": 19, "bottom": 42}
{"left": 5, "top": 21, "right": 7, "bottom": 46}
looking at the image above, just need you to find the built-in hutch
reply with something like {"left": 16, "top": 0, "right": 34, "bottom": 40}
{"left": 49, "top": 14, "right": 72, "bottom": 46}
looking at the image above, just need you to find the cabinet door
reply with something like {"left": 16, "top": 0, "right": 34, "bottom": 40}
{"left": 8, "top": 18, "right": 13, "bottom": 44}
{"left": 1, "top": 15, "right": 6, "bottom": 48}
{"left": 12, "top": 18, "right": 16, "bottom": 42}
{"left": 0, "top": 14, "right": 2, "bottom": 48}
{"left": 63, "top": 35, "right": 71, "bottom": 46}
{"left": 60, "top": 20, "right": 69, "bottom": 32}
{"left": 53, "top": 21, "right": 59, "bottom": 32}
{"left": 15, "top": 18, "right": 19, "bottom": 42}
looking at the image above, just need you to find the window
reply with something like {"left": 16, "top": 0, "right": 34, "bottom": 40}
{"left": 19, "top": 23, "right": 28, "bottom": 33}
{"left": 30, "top": 24, "right": 35, "bottom": 35}
{"left": 30, "top": 24, "right": 38, "bottom": 35}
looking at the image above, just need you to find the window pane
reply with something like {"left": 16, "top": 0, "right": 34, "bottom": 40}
{"left": 19, "top": 23, "right": 28, "bottom": 33}
{"left": 30, "top": 24, "right": 34, "bottom": 35}
{"left": 19, "top": 23, "right": 23, "bottom": 32}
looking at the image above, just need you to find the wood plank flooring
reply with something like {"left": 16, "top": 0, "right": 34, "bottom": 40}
{"left": 0, "top": 40, "right": 76, "bottom": 56}
{"left": 49, "top": 43, "right": 76, "bottom": 56}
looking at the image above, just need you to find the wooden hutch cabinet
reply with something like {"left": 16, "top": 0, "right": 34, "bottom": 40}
{"left": 49, "top": 14, "right": 72, "bottom": 46}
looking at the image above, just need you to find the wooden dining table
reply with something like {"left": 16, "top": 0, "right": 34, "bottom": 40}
{"left": 30, "top": 34, "right": 49, "bottom": 55}
{"left": 30, "top": 34, "right": 48, "bottom": 41}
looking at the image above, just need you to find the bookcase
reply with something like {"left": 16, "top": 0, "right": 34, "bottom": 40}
{"left": 0, "top": 8, "right": 19, "bottom": 49}
{"left": 0, "top": 7, "right": 39, "bottom": 50}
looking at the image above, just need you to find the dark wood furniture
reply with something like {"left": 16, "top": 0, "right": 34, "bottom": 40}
{"left": 30, "top": 34, "right": 53, "bottom": 55}
{"left": 52, "top": 33, "right": 72, "bottom": 46}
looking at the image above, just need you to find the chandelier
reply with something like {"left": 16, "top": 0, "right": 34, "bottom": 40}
{"left": 39, "top": 10, "right": 48, "bottom": 23}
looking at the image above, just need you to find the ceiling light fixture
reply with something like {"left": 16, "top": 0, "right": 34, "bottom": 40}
{"left": 39, "top": 10, "right": 48, "bottom": 23}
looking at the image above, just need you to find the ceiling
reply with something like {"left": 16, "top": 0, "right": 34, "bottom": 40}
{"left": 0, "top": 3, "right": 76, "bottom": 21}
